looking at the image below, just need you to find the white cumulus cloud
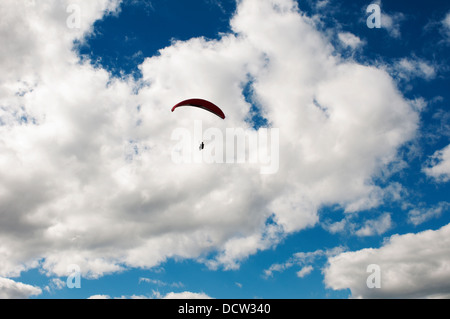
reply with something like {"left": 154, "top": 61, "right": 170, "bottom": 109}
{"left": 393, "top": 57, "right": 437, "bottom": 81}
{"left": 296, "top": 265, "right": 313, "bottom": 278}
{"left": 162, "top": 291, "right": 213, "bottom": 299}
{"left": 324, "top": 223, "right": 450, "bottom": 298}
{"left": 355, "top": 213, "right": 393, "bottom": 237}
{"left": 423, "top": 144, "right": 450, "bottom": 182}
{"left": 338, "top": 32, "right": 365, "bottom": 49}
{"left": 0, "top": 277, "right": 42, "bottom": 299}
{"left": 408, "top": 202, "right": 450, "bottom": 226}
{"left": 0, "top": 0, "right": 419, "bottom": 282}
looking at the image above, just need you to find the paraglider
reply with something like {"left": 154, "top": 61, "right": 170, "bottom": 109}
{"left": 171, "top": 98, "right": 226, "bottom": 120}
{"left": 171, "top": 98, "right": 225, "bottom": 151}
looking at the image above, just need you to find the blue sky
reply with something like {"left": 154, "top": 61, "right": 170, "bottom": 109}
{"left": 1, "top": 0, "right": 450, "bottom": 299}
{"left": 77, "top": 0, "right": 236, "bottom": 78}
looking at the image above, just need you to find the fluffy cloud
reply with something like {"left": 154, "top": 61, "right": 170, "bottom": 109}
{"left": 444, "top": 12, "right": 450, "bottom": 27}
{"left": 392, "top": 57, "right": 437, "bottom": 81}
{"left": 324, "top": 223, "right": 450, "bottom": 298}
{"left": 0, "top": 277, "right": 42, "bottom": 299}
{"left": 322, "top": 211, "right": 395, "bottom": 237}
{"left": 338, "top": 32, "right": 365, "bottom": 49}
{"left": 296, "top": 265, "right": 314, "bottom": 278}
{"left": 88, "top": 294, "right": 111, "bottom": 299}
{"left": 264, "top": 246, "right": 344, "bottom": 278}
{"left": 423, "top": 144, "right": 450, "bottom": 182}
{"left": 0, "top": 0, "right": 418, "bottom": 282}
{"left": 408, "top": 202, "right": 450, "bottom": 226}
{"left": 355, "top": 213, "right": 392, "bottom": 237}
{"left": 138, "top": 277, "right": 183, "bottom": 288}
{"left": 381, "top": 11, "right": 405, "bottom": 39}
{"left": 162, "top": 291, "right": 212, "bottom": 299}
{"left": 87, "top": 291, "right": 212, "bottom": 299}
{"left": 43, "top": 278, "right": 66, "bottom": 293}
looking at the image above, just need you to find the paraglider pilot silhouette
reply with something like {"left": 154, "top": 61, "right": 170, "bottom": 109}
{"left": 171, "top": 98, "right": 225, "bottom": 151}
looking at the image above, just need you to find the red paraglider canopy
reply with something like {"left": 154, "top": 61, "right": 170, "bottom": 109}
{"left": 171, "top": 98, "right": 226, "bottom": 119}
